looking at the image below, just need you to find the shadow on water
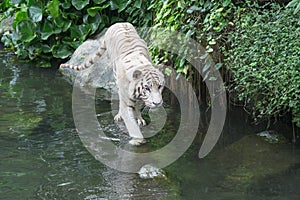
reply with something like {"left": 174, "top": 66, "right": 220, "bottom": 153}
{"left": 1, "top": 48, "right": 300, "bottom": 200}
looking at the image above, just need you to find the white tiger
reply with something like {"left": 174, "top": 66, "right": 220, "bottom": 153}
{"left": 60, "top": 22, "right": 165, "bottom": 146}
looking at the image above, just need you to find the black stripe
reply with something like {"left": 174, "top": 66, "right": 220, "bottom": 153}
{"left": 129, "top": 98, "right": 136, "bottom": 103}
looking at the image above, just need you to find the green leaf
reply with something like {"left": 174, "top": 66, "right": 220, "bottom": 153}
{"left": 53, "top": 16, "right": 66, "bottom": 28}
{"left": 85, "top": 13, "right": 102, "bottom": 34}
{"left": 64, "top": 40, "right": 82, "bottom": 49}
{"left": 286, "top": 0, "right": 298, "bottom": 8}
{"left": 118, "top": 1, "right": 128, "bottom": 12}
{"left": 52, "top": 16, "right": 71, "bottom": 33}
{"left": 41, "top": 20, "right": 54, "bottom": 40}
{"left": 134, "top": 0, "right": 142, "bottom": 9}
{"left": 61, "top": 1, "right": 71, "bottom": 9}
{"left": 14, "top": 11, "right": 29, "bottom": 28}
{"left": 27, "top": 0, "right": 38, "bottom": 7}
{"left": 179, "top": 57, "right": 185, "bottom": 67}
{"left": 41, "top": 20, "right": 61, "bottom": 40}
{"left": 15, "top": 20, "right": 36, "bottom": 43}
{"left": 70, "top": 24, "right": 91, "bottom": 41}
{"left": 216, "top": 7, "right": 224, "bottom": 13}
{"left": 206, "top": 46, "right": 214, "bottom": 53}
{"left": 40, "top": 44, "right": 51, "bottom": 53}
{"left": 47, "top": 0, "right": 60, "bottom": 18}
{"left": 29, "top": 6, "right": 43, "bottom": 22}
{"left": 62, "top": 21, "right": 72, "bottom": 32}
{"left": 145, "top": 12, "right": 152, "bottom": 21}
{"left": 110, "top": 0, "right": 128, "bottom": 12}
{"left": 93, "top": 0, "right": 106, "bottom": 4}
{"left": 72, "top": 0, "right": 90, "bottom": 10}
{"left": 87, "top": 7, "right": 100, "bottom": 17}
{"left": 53, "top": 44, "right": 72, "bottom": 59}
{"left": 164, "top": 67, "right": 172, "bottom": 76}
{"left": 294, "top": 2, "right": 300, "bottom": 14}
{"left": 87, "top": 5, "right": 109, "bottom": 17}
{"left": 208, "top": 39, "right": 216, "bottom": 45}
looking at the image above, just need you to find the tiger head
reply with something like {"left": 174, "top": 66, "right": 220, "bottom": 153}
{"left": 128, "top": 68, "right": 165, "bottom": 108}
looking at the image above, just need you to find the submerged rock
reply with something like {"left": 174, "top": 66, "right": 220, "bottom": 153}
{"left": 58, "top": 33, "right": 117, "bottom": 92}
{"left": 138, "top": 164, "right": 167, "bottom": 179}
{"left": 257, "top": 130, "right": 287, "bottom": 144}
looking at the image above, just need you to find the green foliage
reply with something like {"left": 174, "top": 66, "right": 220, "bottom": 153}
{"left": 0, "top": 0, "right": 233, "bottom": 69}
{"left": 286, "top": 0, "right": 300, "bottom": 14}
{"left": 225, "top": 3, "right": 300, "bottom": 127}
{"left": 147, "top": 0, "right": 234, "bottom": 78}
{"left": 0, "top": 0, "right": 152, "bottom": 67}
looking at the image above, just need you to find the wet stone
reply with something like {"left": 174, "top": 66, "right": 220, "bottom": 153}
{"left": 257, "top": 130, "right": 287, "bottom": 144}
{"left": 138, "top": 164, "right": 167, "bottom": 179}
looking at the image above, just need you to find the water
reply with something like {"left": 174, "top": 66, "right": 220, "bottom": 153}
{"left": 1, "top": 48, "right": 300, "bottom": 200}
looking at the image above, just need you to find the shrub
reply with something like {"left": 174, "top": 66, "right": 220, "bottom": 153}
{"left": 0, "top": 0, "right": 234, "bottom": 70}
{"left": 225, "top": 2, "right": 300, "bottom": 127}
{"left": 148, "top": 0, "right": 234, "bottom": 77}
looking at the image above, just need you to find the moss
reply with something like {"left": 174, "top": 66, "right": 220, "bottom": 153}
{"left": 3, "top": 112, "right": 42, "bottom": 132}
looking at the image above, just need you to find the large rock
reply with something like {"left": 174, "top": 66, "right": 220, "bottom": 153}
{"left": 58, "top": 33, "right": 117, "bottom": 93}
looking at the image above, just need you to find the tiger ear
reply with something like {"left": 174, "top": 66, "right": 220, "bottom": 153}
{"left": 127, "top": 69, "right": 142, "bottom": 81}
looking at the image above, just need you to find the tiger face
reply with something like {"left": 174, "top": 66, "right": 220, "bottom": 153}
{"left": 130, "top": 69, "right": 164, "bottom": 108}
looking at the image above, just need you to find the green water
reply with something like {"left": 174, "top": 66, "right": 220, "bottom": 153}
{"left": 1, "top": 48, "right": 300, "bottom": 200}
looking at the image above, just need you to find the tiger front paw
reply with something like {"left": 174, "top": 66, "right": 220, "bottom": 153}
{"left": 137, "top": 118, "right": 146, "bottom": 126}
{"left": 114, "top": 113, "right": 122, "bottom": 122}
{"left": 129, "top": 138, "right": 146, "bottom": 146}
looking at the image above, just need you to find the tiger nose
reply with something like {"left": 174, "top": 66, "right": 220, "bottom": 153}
{"left": 153, "top": 101, "right": 162, "bottom": 106}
